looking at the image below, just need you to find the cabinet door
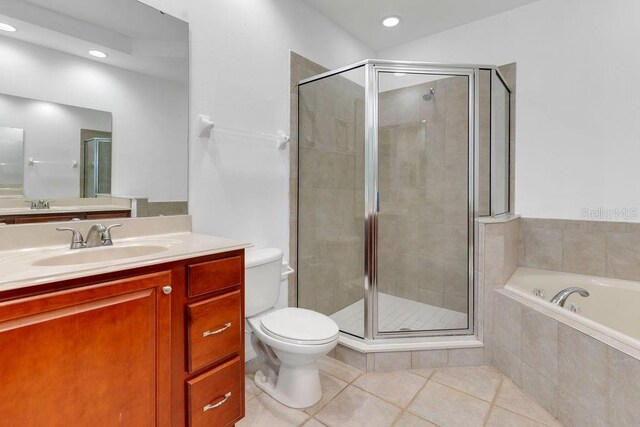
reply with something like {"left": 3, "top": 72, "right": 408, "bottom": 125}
{"left": 0, "top": 271, "right": 172, "bottom": 427}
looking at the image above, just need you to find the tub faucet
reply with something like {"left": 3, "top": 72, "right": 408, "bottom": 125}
{"left": 550, "top": 287, "right": 589, "bottom": 307}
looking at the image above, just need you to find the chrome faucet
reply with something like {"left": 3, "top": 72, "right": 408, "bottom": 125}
{"left": 550, "top": 287, "right": 590, "bottom": 307}
{"left": 85, "top": 224, "right": 107, "bottom": 248}
{"left": 56, "top": 223, "right": 122, "bottom": 250}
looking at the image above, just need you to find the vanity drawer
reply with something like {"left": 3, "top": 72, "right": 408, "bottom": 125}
{"left": 187, "top": 290, "right": 242, "bottom": 372}
{"left": 187, "top": 256, "right": 242, "bottom": 298}
{"left": 187, "top": 356, "right": 243, "bottom": 427}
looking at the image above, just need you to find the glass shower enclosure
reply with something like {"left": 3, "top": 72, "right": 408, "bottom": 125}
{"left": 297, "top": 60, "right": 511, "bottom": 340}
{"left": 82, "top": 137, "right": 112, "bottom": 198}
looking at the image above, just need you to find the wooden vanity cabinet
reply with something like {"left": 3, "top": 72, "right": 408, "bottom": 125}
{"left": 0, "top": 249, "right": 246, "bottom": 427}
{"left": 173, "top": 250, "right": 246, "bottom": 427}
{"left": 0, "top": 271, "right": 173, "bottom": 426}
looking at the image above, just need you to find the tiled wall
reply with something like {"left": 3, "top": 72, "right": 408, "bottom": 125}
{"left": 492, "top": 290, "right": 640, "bottom": 426}
{"left": 331, "top": 343, "right": 485, "bottom": 373}
{"left": 134, "top": 198, "right": 188, "bottom": 217}
{"left": 519, "top": 217, "right": 640, "bottom": 281}
{"left": 477, "top": 216, "right": 521, "bottom": 365}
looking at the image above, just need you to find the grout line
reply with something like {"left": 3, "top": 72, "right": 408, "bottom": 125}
{"left": 482, "top": 376, "right": 505, "bottom": 426}
{"left": 493, "top": 404, "right": 560, "bottom": 427}
{"left": 428, "top": 374, "right": 503, "bottom": 404}
{"left": 404, "top": 367, "right": 439, "bottom": 411}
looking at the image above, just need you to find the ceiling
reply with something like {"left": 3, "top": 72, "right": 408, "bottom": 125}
{"left": 301, "top": 0, "right": 543, "bottom": 51}
{"left": 0, "top": 0, "right": 188, "bottom": 83}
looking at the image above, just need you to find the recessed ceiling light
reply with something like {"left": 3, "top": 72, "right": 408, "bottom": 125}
{"left": 0, "top": 23, "right": 17, "bottom": 32}
{"left": 382, "top": 16, "right": 401, "bottom": 27}
{"left": 89, "top": 50, "right": 108, "bottom": 58}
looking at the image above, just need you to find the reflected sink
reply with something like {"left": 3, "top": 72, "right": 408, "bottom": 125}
{"left": 32, "top": 245, "right": 169, "bottom": 267}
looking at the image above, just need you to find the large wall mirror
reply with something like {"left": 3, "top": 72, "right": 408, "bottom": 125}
{"left": 0, "top": 0, "right": 188, "bottom": 222}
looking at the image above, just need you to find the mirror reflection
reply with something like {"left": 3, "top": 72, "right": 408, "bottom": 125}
{"left": 0, "top": 0, "right": 188, "bottom": 224}
{"left": 0, "top": 93, "right": 113, "bottom": 199}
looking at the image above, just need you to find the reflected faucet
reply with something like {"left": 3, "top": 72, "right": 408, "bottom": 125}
{"left": 25, "top": 199, "right": 52, "bottom": 210}
{"left": 550, "top": 287, "right": 590, "bottom": 307}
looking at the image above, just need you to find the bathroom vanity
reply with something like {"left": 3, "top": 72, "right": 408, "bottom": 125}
{"left": 0, "top": 216, "right": 249, "bottom": 426}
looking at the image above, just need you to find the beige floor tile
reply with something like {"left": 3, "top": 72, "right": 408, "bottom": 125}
{"left": 245, "top": 375, "right": 262, "bottom": 401}
{"left": 407, "top": 381, "right": 490, "bottom": 427}
{"left": 237, "top": 393, "right": 310, "bottom": 427}
{"left": 430, "top": 366, "right": 503, "bottom": 402}
{"left": 303, "top": 418, "right": 328, "bottom": 427}
{"left": 304, "top": 372, "right": 348, "bottom": 415}
{"left": 486, "top": 406, "right": 549, "bottom": 427}
{"left": 315, "top": 385, "right": 402, "bottom": 427}
{"left": 353, "top": 371, "right": 427, "bottom": 408}
{"left": 410, "top": 368, "right": 435, "bottom": 379}
{"left": 317, "top": 356, "right": 363, "bottom": 383}
{"left": 495, "top": 379, "right": 558, "bottom": 426}
{"left": 394, "top": 411, "right": 438, "bottom": 426}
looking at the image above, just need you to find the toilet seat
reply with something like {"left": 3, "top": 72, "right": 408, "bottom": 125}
{"left": 260, "top": 307, "right": 339, "bottom": 346}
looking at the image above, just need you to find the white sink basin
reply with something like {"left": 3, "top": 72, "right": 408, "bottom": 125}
{"left": 32, "top": 245, "right": 169, "bottom": 267}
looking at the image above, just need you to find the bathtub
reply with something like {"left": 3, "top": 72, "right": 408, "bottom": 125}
{"left": 497, "top": 267, "right": 640, "bottom": 425}
{"left": 504, "top": 267, "right": 640, "bottom": 351}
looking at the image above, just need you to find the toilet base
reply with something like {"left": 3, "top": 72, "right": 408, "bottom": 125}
{"left": 253, "top": 363, "right": 322, "bottom": 409}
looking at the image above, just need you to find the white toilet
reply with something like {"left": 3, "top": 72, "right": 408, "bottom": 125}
{"left": 245, "top": 248, "right": 339, "bottom": 408}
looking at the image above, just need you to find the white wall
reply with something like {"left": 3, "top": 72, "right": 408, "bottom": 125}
{"left": 378, "top": 0, "right": 640, "bottom": 221}
{"left": 139, "top": 0, "right": 373, "bottom": 257}
{"left": 0, "top": 36, "right": 188, "bottom": 202}
{"left": 0, "top": 94, "right": 111, "bottom": 198}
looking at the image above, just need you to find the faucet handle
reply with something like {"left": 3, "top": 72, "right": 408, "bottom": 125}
{"left": 25, "top": 200, "right": 37, "bottom": 209}
{"left": 102, "top": 223, "right": 122, "bottom": 246}
{"left": 56, "top": 227, "right": 85, "bottom": 249}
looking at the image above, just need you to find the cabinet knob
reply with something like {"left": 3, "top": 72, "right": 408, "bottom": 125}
{"left": 162, "top": 286, "right": 172, "bottom": 295}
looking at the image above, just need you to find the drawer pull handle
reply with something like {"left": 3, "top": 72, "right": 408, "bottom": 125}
{"left": 203, "top": 392, "right": 232, "bottom": 412}
{"left": 203, "top": 322, "right": 232, "bottom": 337}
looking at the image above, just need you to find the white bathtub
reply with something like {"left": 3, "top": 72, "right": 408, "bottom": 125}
{"left": 504, "top": 267, "right": 640, "bottom": 351}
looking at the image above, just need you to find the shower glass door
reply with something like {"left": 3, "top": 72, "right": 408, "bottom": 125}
{"left": 373, "top": 67, "right": 474, "bottom": 336}
{"left": 297, "top": 65, "right": 367, "bottom": 338}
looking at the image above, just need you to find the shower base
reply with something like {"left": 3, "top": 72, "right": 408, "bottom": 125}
{"left": 330, "top": 292, "right": 467, "bottom": 337}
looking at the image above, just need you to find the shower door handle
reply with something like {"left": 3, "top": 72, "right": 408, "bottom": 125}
{"left": 376, "top": 192, "right": 380, "bottom": 213}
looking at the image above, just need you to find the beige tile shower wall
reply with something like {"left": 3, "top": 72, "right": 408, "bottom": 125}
{"left": 293, "top": 52, "right": 366, "bottom": 316}
{"left": 377, "top": 76, "right": 469, "bottom": 313}
{"left": 134, "top": 198, "right": 188, "bottom": 217}
{"left": 477, "top": 216, "right": 521, "bottom": 365}
{"left": 519, "top": 217, "right": 640, "bottom": 281}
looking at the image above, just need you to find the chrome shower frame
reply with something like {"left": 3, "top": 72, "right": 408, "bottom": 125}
{"left": 298, "top": 59, "right": 512, "bottom": 341}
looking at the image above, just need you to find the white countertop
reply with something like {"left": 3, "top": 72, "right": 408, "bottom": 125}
{"left": 0, "top": 216, "right": 251, "bottom": 293}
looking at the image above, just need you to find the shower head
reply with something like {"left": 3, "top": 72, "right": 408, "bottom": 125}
{"left": 423, "top": 88, "right": 436, "bottom": 101}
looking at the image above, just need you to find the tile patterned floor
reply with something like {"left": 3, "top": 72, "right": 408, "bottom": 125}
{"left": 239, "top": 356, "right": 564, "bottom": 427}
{"left": 330, "top": 293, "right": 468, "bottom": 337}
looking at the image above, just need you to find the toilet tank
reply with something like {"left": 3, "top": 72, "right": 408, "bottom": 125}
{"left": 244, "top": 248, "right": 284, "bottom": 317}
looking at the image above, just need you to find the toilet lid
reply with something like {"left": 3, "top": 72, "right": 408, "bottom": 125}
{"left": 260, "top": 308, "right": 339, "bottom": 345}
